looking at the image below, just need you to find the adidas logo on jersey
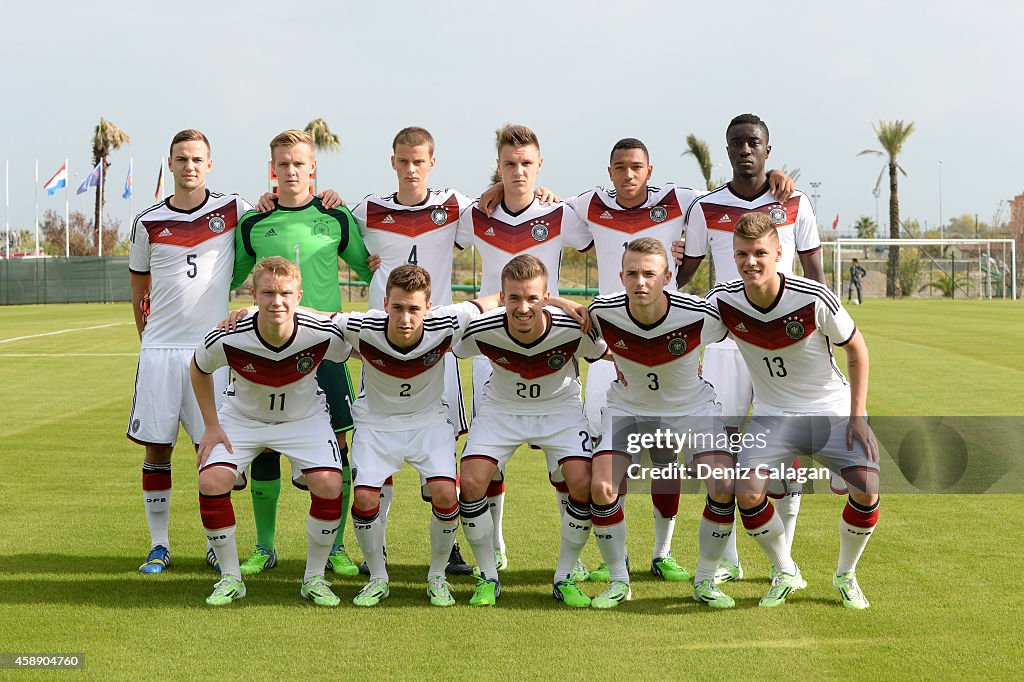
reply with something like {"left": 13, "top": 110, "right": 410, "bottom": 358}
{"left": 382, "top": 215, "right": 395, "bottom": 224}
{"left": 717, "top": 214, "right": 732, "bottom": 224}
{"left": 484, "top": 227, "right": 496, "bottom": 236}
{"left": 734, "top": 322, "right": 749, "bottom": 333}
{"left": 614, "top": 340, "right": 628, "bottom": 349}
{"left": 265, "top": 228, "right": 278, "bottom": 237}
{"left": 600, "top": 210, "right": 613, "bottom": 219}
{"left": 372, "top": 359, "right": 386, "bottom": 366}
{"left": 158, "top": 228, "right": 172, "bottom": 237}
{"left": 242, "top": 363, "right": 256, "bottom": 373}
{"left": 495, "top": 356, "right": 510, "bottom": 365}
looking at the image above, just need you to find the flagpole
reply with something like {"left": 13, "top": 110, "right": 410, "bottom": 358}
{"left": 5, "top": 159, "right": 9, "bottom": 259}
{"left": 128, "top": 155, "right": 133, "bottom": 233}
{"left": 98, "top": 161, "right": 103, "bottom": 257}
{"left": 64, "top": 158, "right": 69, "bottom": 258}
{"left": 34, "top": 159, "right": 39, "bottom": 257}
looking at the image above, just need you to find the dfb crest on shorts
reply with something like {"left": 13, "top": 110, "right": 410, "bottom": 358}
{"left": 531, "top": 222, "right": 549, "bottom": 242}
{"left": 769, "top": 207, "right": 787, "bottom": 225}
{"left": 668, "top": 337, "right": 687, "bottom": 356}
{"left": 423, "top": 350, "right": 441, "bottom": 367}
{"left": 649, "top": 206, "right": 668, "bottom": 223}
{"left": 547, "top": 353, "right": 566, "bottom": 369}
{"left": 208, "top": 215, "right": 227, "bottom": 233}
{"left": 296, "top": 356, "right": 315, "bottom": 374}
{"left": 311, "top": 218, "right": 331, "bottom": 238}
{"left": 785, "top": 320, "right": 806, "bottom": 340}
{"left": 132, "top": 418, "right": 141, "bottom": 433}
{"left": 430, "top": 207, "right": 448, "bottom": 226}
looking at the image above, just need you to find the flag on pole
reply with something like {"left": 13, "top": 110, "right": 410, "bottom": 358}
{"left": 832, "top": 214, "right": 839, "bottom": 230}
{"left": 122, "top": 159, "right": 133, "bottom": 199}
{"left": 155, "top": 164, "right": 164, "bottom": 202}
{"left": 43, "top": 162, "right": 68, "bottom": 196}
{"left": 77, "top": 162, "right": 102, "bottom": 195}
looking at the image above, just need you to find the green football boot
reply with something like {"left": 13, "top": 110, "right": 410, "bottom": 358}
{"left": 590, "top": 581, "right": 632, "bottom": 609}
{"left": 834, "top": 571, "right": 870, "bottom": 610}
{"left": 301, "top": 575, "right": 341, "bottom": 607}
{"left": 206, "top": 575, "right": 246, "bottom": 606}
{"left": 469, "top": 577, "right": 500, "bottom": 606}
{"left": 759, "top": 566, "right": 804, "bottom": 608}
{"left": 553, "top": 579, "right": 592, "bottom": 608}
{"left": 325, "top": 545, "right": 360, "bottom": 576}
{"left": 651, "top": 554, "right": 691, "bottom": 582}
{"left": 239, "top": 544, "right": 277, "bottom": 577}
{"left": 427, "top": 576, "right": 456, "bottom": 607}
{"left": 352, "top": 578, "right": 390, "bottom": 607}
{"left": 693, "top": 578, "right": 736, "bottom": 609}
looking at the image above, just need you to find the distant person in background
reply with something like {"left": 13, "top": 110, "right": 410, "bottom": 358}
{"left": 848, "top": 258, "right": 866, "bottom": 304}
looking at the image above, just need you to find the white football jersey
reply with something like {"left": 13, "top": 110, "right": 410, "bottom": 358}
{"left": 351, "top": 188, "right": 471, "bottom": 309}
{"left": 194, "top": 312, "right": 351, "bottom": 422}
{"left": 454, "top": 307, "right": 607, "bottom": 415}
{"left": 454, "top": 199, "right": 591, "bottom": 296}
{"left": 683, "top": 184, "right": 820, "bottom": 283}
{"left": 703, "top": 275, "right": 856, "bottom": 411}
{"left": 129, "top": 190, "right": 252, "bottom": 349}
{"left": 335, "top": 302, "right": 482, "bottom": 429}
{"left": 565, "top": 184, "right": 698, "bottom": 294}
{"left": 589, "top": 291, "right": 720, "bottom": 415}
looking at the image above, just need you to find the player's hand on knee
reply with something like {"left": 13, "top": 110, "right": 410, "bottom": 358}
{"left": 318, "top": 189, "right": 344, "bottom": 209}
{"left": 197, "top": 425, "right": 232, "bottom": 468}
{"left": 256, "top": 192, "right": 279, "bottom": 212}
{"left": 846, "top": 416, "right": 879, "bottom": 462}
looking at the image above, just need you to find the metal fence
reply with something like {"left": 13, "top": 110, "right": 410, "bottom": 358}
{"left": 0, "top": 257, "right": 131, "bottom": 305}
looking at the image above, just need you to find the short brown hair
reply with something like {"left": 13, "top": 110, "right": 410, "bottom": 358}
{"left": 734, "top": 212, "right": 778, "bottom": 242}
{"left": 252, "top": 256, "right": 301, "bottom": 289}
{"left": 496, "top": 124, "right": 539, "bottom": 153}
{"left": 393, "top": 126, "right": 435, "bottom": 155}
{"left": 169, "top": 129, "right": 210, "bottom": 156}
{"left": 501, "top": 254, "right": 548, "bottom": 287}
{"left": 270, "top": 129, "right": 314, "bottom": 154}
{"left": 386, "top": 264, "right": 432, "bottom": 300}
{"left": 623, "top": 237, "right": 669, "bottom": 271}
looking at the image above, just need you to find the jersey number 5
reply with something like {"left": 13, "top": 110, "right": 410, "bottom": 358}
{"left": 186, "top": 254, "right": 197, "bottom": 278}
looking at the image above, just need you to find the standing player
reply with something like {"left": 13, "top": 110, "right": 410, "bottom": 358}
{"left": 454, "top": 124, "right": 592, "bottom": 574}
{"left": 848, "top": 258, "right": 867, "bottom": 304}
{"left": 231, "top": 129, "right": 373, "bottom": 578}
{"left": 192, "top": 257, "right": 348, "bottom": 606}
{"left": 703, "top": 213, "right": 880, "bottom": 609}
{"left": 454, "top": 255, "right": 607, "bottom": 607}
{"left": 587, "top": 238, "right": 737, "bottom": 609}
{"left": 128, "top": 129, "right": 252, "bottom": 573}
{"left": 349, "top": 127, "right": 474, "bottom": 575}
{"left": 676, "top": 114, "right": 824, "bottom": 583}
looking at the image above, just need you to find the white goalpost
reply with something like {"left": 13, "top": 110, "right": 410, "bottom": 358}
{"left": 821, "top": 238, "right": 1017, "bottom": 301}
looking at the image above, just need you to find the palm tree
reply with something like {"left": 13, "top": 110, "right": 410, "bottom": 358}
{"left": 854, "top": 215, "right": 878, "bottom": 239}
{"left": 859, "top": 120, "right": 916, "bottom": 296}
{"left": 304, "top": 118, "right": 341, "bottom": 151}
{"left": 682, "top": 134, "right": 715, "bottom": 191}
{"left": 91, "top": 118, "right": 131, "bottom": 249}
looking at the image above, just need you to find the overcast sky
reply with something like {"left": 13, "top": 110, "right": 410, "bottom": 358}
{"left": 2, "top": 0, "right": 1020, "bottom": 238}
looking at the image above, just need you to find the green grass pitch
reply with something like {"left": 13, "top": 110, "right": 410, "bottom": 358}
{"left": 0, "top": 299, "right": 1021, "bottom": 679}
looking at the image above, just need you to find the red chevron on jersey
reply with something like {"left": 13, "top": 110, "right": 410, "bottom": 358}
{"left": 586, "top": 191, "right": 681, "bottom": 234}
{"left": 472, "top": 206, "right": 563, "bottom": 254}
{"left": 223, "top": 339, "right": 330, "bottom": 388}
{"left": 702, "top": 196, "right": 800, "bottom": 232}
{"left": 600, "top": 318, "right": 704, "bottom": 366}
{"left": 717, "top": 301, "right": 817, "bottom": 351}
{"left": 478, "top": 337, "right": 580, "bottom": 380}
{"left": 144, "top": 202, "right": 239, "bottom": 247}
{"left": 365, "top": 193, "right": 460, "bottom": 237}
{"left": 358, "top": 337, "right": 452, "bottom": 379}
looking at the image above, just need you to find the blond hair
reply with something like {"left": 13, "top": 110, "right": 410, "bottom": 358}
{"left": 734, "top": 212, "right": 779, "bottom": 242}
{"left": 501, "top": 254, "right": 548, "bottom": 287}
{"left": 169, "top": 129, "right": 210, "bottom": 156}
{"left": 252, "top": 256, "right": 301, "bottom": 289}
{"left": 386, "top": 264, "right": 432, "bottom": 300}
{"left": 623, "top": 237, "right": 669, "bottom": 271}
{"left": 270, "top": 129, "right": 314, "bottom": 154}
{"left": 496, "top": 124, "right": 540, "bottom": 153}
{"left": 393, "top": 126, "right": 435, "bottom": 155}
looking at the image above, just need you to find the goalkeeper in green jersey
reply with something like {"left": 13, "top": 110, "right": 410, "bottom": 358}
{"left": 230, "top": 129, "right": 373, "bottom": 577}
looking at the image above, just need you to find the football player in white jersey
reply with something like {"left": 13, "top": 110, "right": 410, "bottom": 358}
{"left": 350, "top": 127, "right": 475, "bottom": 576}
{"left": 454, "top": 255, "right": 607, "bottom": 608}
{"left": 703, "top": 213, "right": 880, "bottom": 609}
{"left": 587, "top": 238, "right": 737, "bottom": 609}
{"left": 191, "top": 257, "right": 350, "bottom": 607}
{"left": 454, "top": 124, "right": 592, "bottom": 576}
{"left": 676, "top": 114, "right": 826, "bottom": 584}
{"left": 128, "top": 129, "right": 253, "bottom": 574}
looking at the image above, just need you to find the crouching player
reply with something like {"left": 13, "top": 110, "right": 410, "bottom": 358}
{"left": 190, "top": 257, "right": 350, "bottom": 607}
{"left": 454, "top": 255, "right": 607, "bottom": 607}
{"left": 587, "top": 238, "right": 737, "bottom": 608}
{"left": 704, "top": 213, "right": 880, "bottom": 609}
